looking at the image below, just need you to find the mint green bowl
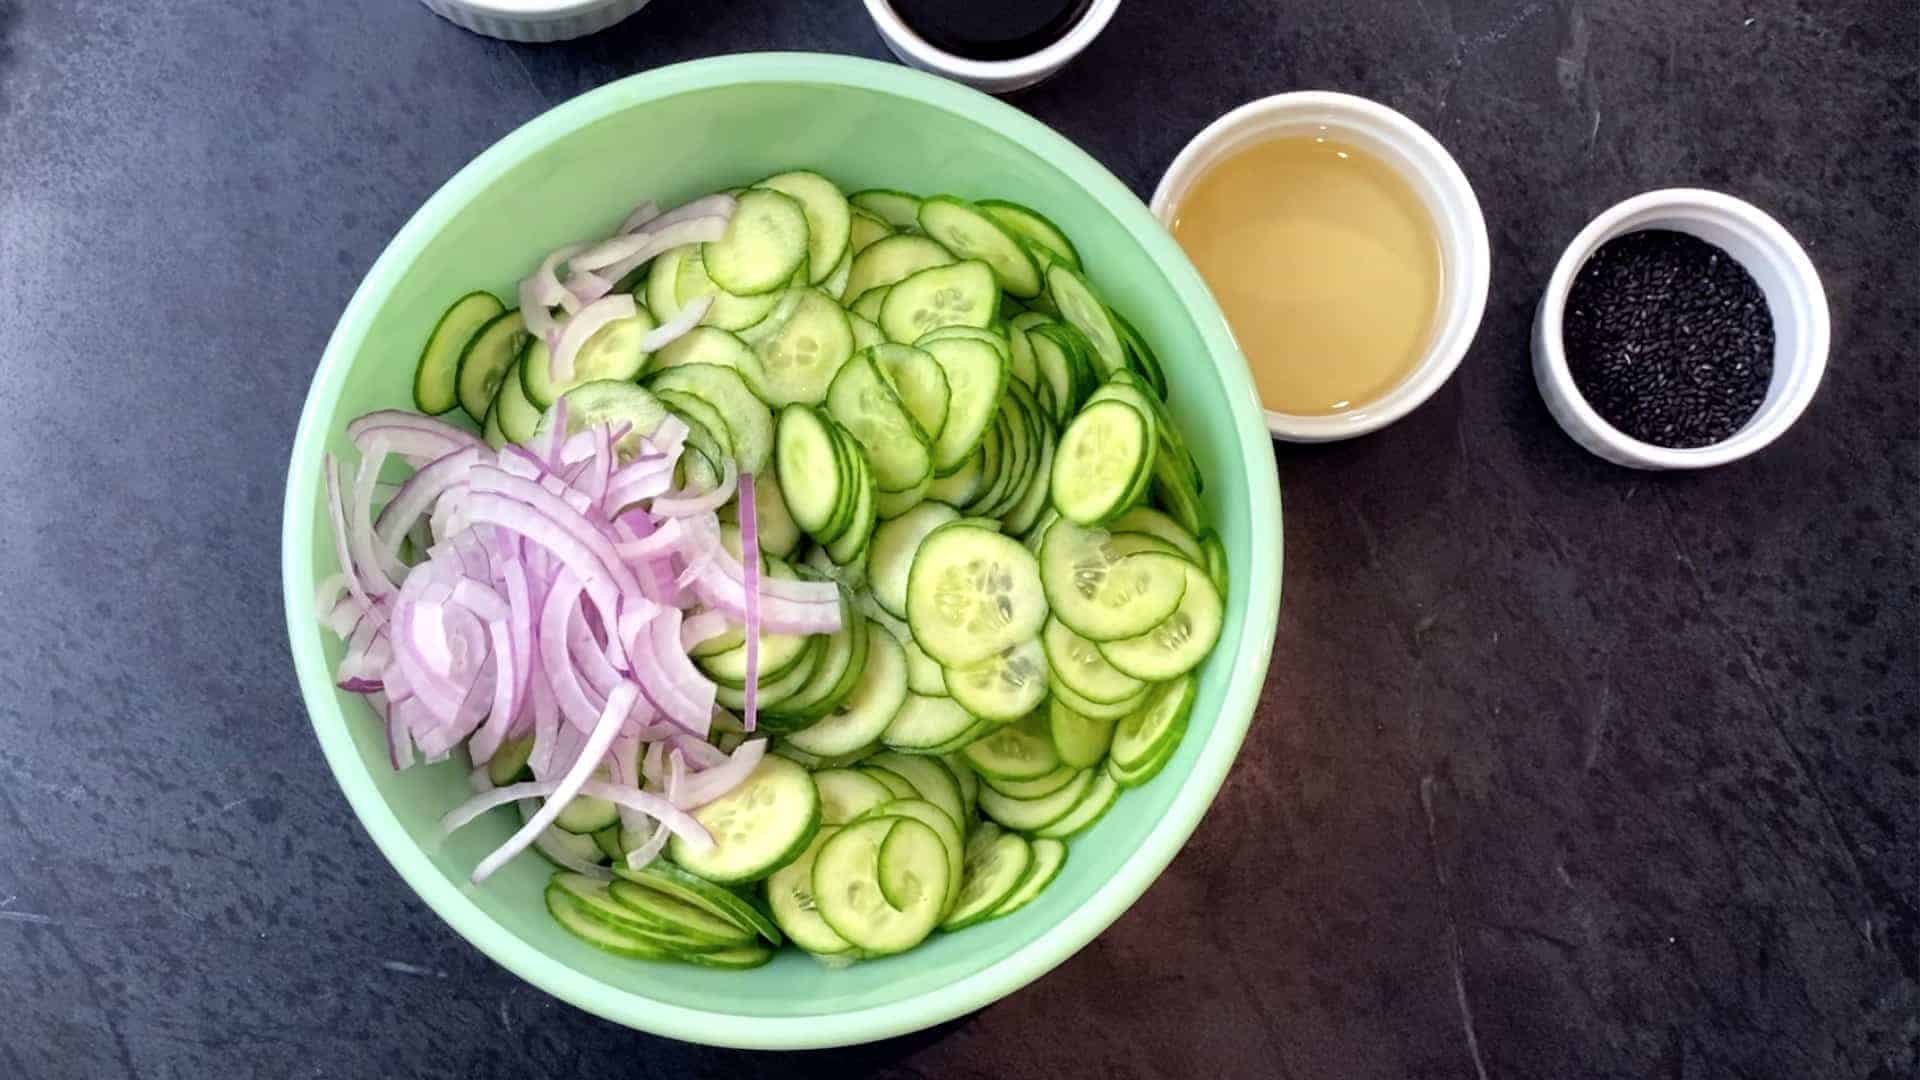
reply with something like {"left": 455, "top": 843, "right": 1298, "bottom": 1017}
{"left": 282, "top": 53, "right": 1280, "bottom": 1050}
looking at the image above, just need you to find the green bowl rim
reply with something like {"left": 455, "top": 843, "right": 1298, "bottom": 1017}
{"left": 281, "top": 51, "right": 1281, "bottom": 1050}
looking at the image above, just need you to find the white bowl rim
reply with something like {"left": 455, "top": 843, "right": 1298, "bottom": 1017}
{"left": 1150, "top": 90, "right": 1491, "bottom": 443}
{"left": 861, "top": 0, "right": 1122, "bottom": 81}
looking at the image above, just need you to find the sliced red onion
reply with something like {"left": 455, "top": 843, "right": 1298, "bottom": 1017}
{"left": 524, "top": 242, "right": 586, "bottom": 310}
{"left": 648, "top": 193, "right": 738, "bottom": 232}
{"left": 346, "top": 411, "right": 484, "bottom": 456}
{"left": 739, "top": 472, "right": 764, "bottom": 732}
{"left": 448, "top": 770, "right": 712, "bottom": 882}
{"left": 652, "top": 459, "right": 738, "bottom": 518}
{"left": 549, "top": 293, "right": 636, "bottom": 386}
{"left": 562, "top": 267, "right": 612, "bottom": 310}
{"left": 573, "top": 214, "right": 730, "bottom": 274}
{"left": 468, "top": 682, "right": 637, "bottom": 883}
{"left": 673, "top": 738, "right": 767, "bottom": 809}
{"left": 679, "top": 608, "right": 733, "bottom": 651}
{"left": 621, "top": 199, "right": 663, "bottom": 234}
{"left": 639, "top": 294, "right": 713, "bottom": 353}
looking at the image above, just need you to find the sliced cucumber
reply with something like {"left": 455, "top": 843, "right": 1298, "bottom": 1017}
{"left": 751, "top": 464, "right": 804, "bottom": 557}
{"left": 1045, "top": 263, "right": 1127, "bottom": 379}
{"left": 943, "top": 751, "right": 980, "bottom": 816}
{"left": 905, "top": 523, "right": 1047, "bottom": 668}
{"left": 750, "top": 287, "right": 855, "bottom": 406}
{"left": 544, "top": 380, "right": 675, "bottom": 463}
{"left": 783, "top": 621, "right": 908, "bottom": 758}
{"left": 1107, "top": 728, "right": 1181, "bottom": 788}
{"left": 546, "top": 879, "right": 676, "bottom": 961}
{"left": 868, "top": 501, "right": 960, "bottom": 619}
{"left": 774, "top": 405, "right": 845, "bottom": 537}
{"left": 940, "top": 826, "right": 1030, "bottom": 931}
{"left": 881, "top": 260, "right": 998, "bottom": 345}
{"left": 961, "top": 713, "right": 1060, "bottom": 781}
{"left": 925, "top": 447, "right": 986, "bottom": 507}
{"left": 669, "top": 755, "right": 820, "bottom": 884}
{"left": 417, "top": 291, "right": 505, "bottom": 416}
{"left": 610, "top": 860, "right": 782, "bottom": 945}
{"left": 854, "top": 797, "right": 965, "bottom": 916}
{"left": 917, "top": 196, "right": 1042, "bottom": 297}
{"left": 649, "top": 325, "right": 756, "bottom": 377}
{"left": 826, "top": 352, "right": 932, "bottom": 492}
{"left": 844, "top": 233, "right": 955, "bottom": 302}
{"left": 990, "top": 836, "right": 1067, "bottom": 917}
{"left": 646, "top": 245, "right": 692, "bottom": 322}
{"left": 982, "top": 762, "right": 1078, "bottom": 799}
{"left": 870, "top": 343, "right": 950, "bottom": 443}
{"left": 978, "top": 767, "right": 1093, "bottom": 832}
{"left": 765, "top": 826, "right": 853, "bottom": 955}
{"left": 865, "top": 750, "right": 966, "bottom": 831}
{"left": 848, "top": 311, "right": 887, "bottom": 351}
{"left": 1006, "top": 320, "right": 1039, "bottom": 389}
{"left": 945, "top": 637, "right": 1048, "bottom": 723}
{"left": 604, "top": 879, "right": 757, "bottom": 948}
{"left": 772, "top": 607, "right": 869, "bottom": 721}
{"left": 977, "top": 200, "right": 1081, "bottom": 270}
{"left": 849, "top": 207, "right": 895, "bottom": 253}
{"left": 553, "top": 782, "right": 620, "bottom": 835}
{"left": 481, "top": 395, "right": 507, "bottom": 449}
{"left": 881, "top": 692, "right": 978, "bottom": 752}
{"left": 1000, "top": 414, "right": 1056, "bottom": 537}
{"left": 1108, "top": 506, "right": 1206, "bottom": 564}
{"left": 676, "top": 248, "right": 786, "bottom": 331}
{"left": 861, "top": 765, "right": 919, "bottom": 800}
{"left": 1107, "top": 303, "right": 1168, "bottom": 399}
{"left": 1052, "top": 400, "right": 1152, "bottom": 525}
{"left": 1047, "top": 697, "right": 1118, "bottom": 769}
{"left": 1039, "top": 519, "right": 1189, "bottom": 641}
{"left": 703, "top": 187, "right": 810, "bottom": 295}
{"left": 812, "top": 817, "right": 947, "bottom": 955}
{"left": 1025, "top": 322, "right": 1078, "bottom": 424}
{"left": 1096, "top": 561, "right": 1224, "bottom": 681}
{"left": 848, "top": 189, "right": 923, "bottom": 229}
{"left": 1200, "top": 529, "right": 1230, "bottom": 600}
{"left": 1110, "top": 673, "right": 1196, "bottom": 772}
{"left": 1042, "top": 616, "right": 1146, "bottom": 704}
{"left": 1034, "top": 770, "right": 1120, "bottom": 839}
{"left": 1049, "top": 675, "right": 1147, "bottom": 722}
{"left": 754, "top": 170, "right": 851, "bottom": 285}
{"left": 453, "top": 306, "right": 523, "bottom": 423}
{"left": 812, "top": 767, "right": 895, "bottom": 825}
{"left": 917, "top": 335, "right": 1006, "bottom": 476}
{"left": 849, "top": 285, "right": 890, "bottom": 323}
{"left": 648, "top": 363, "right": 774, "bottom": 475}
{"left": 521, "top": 307, "right": 657, "bottom": 409}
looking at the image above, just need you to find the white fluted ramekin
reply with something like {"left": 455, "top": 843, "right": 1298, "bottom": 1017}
{"left": 419, "top": 0, "right": 650, "bottom": 44}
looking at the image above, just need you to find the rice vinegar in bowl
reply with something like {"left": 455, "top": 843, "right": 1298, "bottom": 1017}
{"left": 1153, "top": 92, "right": 1491, "bottom": 441}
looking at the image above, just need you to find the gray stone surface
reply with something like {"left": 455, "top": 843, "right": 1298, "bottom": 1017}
{"left": 1, "top": 1, "right": 1914, "bottom": 1076}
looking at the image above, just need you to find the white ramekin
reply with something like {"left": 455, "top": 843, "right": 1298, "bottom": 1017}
{"left": 862, "top": 0, "right": 1120, "bottom": 95}
{"left": 1150, "top": 92, "right": 1490, "bottom": 443}
{"left": 1532, "top": 189, "right": 1828, "bottom": 470}
{"left": 418, "top": 0, "right": 651, "bottom": 43}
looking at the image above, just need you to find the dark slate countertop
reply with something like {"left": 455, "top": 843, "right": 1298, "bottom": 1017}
{"left": 1, "top": 1, "right": 1914, "bottom": 1077}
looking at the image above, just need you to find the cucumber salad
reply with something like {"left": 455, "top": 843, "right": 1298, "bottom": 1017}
{"left": 319, "top": 172, "right": 1228, "bottom": 969}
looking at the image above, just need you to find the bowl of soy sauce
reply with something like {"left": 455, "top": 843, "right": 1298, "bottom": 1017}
{"left": 863, "top": 0, "right": 1120, "bottom": 94}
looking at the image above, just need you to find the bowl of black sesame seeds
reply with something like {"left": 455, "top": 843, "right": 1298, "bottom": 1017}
{"left": 1532, "top": 188, "right": 1828, "bottom": 469}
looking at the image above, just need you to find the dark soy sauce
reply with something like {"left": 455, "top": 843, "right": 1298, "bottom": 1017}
{"left": 890, "top": 0, "right": 1095, "bottom": 61}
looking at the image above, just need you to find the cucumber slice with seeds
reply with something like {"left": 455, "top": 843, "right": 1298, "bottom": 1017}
{"left": 1096, "top": 561, "right": 1224, "bottom": 681}
{"left": 775, "top": 405, "right": 845, "bottom": 537}
{"left": 521, "top": 307, "right": 658, "bottom": 409}
{"left": 546, "top": 879, "right": 676, "bottom": 960}
{"left": 812, "top": 817, "right": 947, "bottom": 955}
{"left": 868, "top": 502, "right": 960, "bottom": 619}
{"left": 917, "top": 196, "right": 1042, "bottom": 297}
{"left": 1110, "top": 674, "right": 1197, "bottom": 771}
{"left": 920, "top": 335, "right": 1008, "bottom": 475}
{"left": 848, "top": 311, "right": 887, "bottom": 350}
{"left": 676, "top": 248, "right": 786, "bottom": 331}
{"left": 1052, "top": 399, "right": 1152, "bottom": 525}
{"left": 1048, "top": 675, "right": 1147, "bottom": 721}
{"left": 844, "top": 234, "right": 955, "bottom": 303}
{"left": 1045, "top": 263, "right": 1127, "bottom": 379}
{"left": 703, "top": 187, "right": 810, "bottom": 295}
{"left": 978, "top": 200, "right": 1081, "bottom": 269}
{"left": 648, "top": 363, "right": 774, "bottom": 475}
{"left": 881, "top": 260, "right": 998, "bottom": 345}
{"left": 945, "top": 637, "right": 1048, "bottom": 722}
{"left": 865, "top": 750, "right": 967, "bottom": 830}
{"left": 849, "top": 207, "right": 895, "bottom": 253}
{"left": 783, "top": 621, "right": 908, "bottom": 758}
{"left": 1042, "top": 616, "right": 1146, "bottom": 704}
{"left": 849, "top": 189, "right": 923, "bottom": 230}
{"left": 870, "top": 343, "right": 951, "bottom": 443}
{"left": 854, "top": 797, "right": 965, "bottom": 916}
{"left": 826, "top": 352, "right": 932, "bottom": 492}
{"left": 982, "top": 762, "right": 1079, "bottom": 799}
{"left": 668, "top": 755, "right": 820, "bottom": 884}
{"left": 905, "top": 523, "right": 1047, "bottom": 668}
{"left": 1040, "top": 519, "right": 1189, "bottom": 641}
{"left": 648, "top": 325, "right": 756, "bottom": 377}
{"left": 751, "top": 287, "right": 855, "bottom": 406}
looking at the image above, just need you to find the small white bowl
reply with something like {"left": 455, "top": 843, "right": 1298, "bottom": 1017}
{"left": 418, "top": 0, "right": 650, "bottom": 43}
{"left": 1532, "top": 189, "right": 1828, "bottom": 469}
{"left": 1150, "top": 91, "right": 1490, "bottom": 443}
{"left": 862, "top": 0, "right": 1120, "bottom": 95}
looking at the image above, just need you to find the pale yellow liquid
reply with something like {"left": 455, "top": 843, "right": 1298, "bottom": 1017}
{"left": 1171, "top": 135, "right": 1443, "bottom": 415}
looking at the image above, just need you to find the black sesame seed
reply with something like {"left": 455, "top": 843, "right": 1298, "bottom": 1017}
{"left": 1563, "top": 229, "right": 1775, "bottom": 449}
